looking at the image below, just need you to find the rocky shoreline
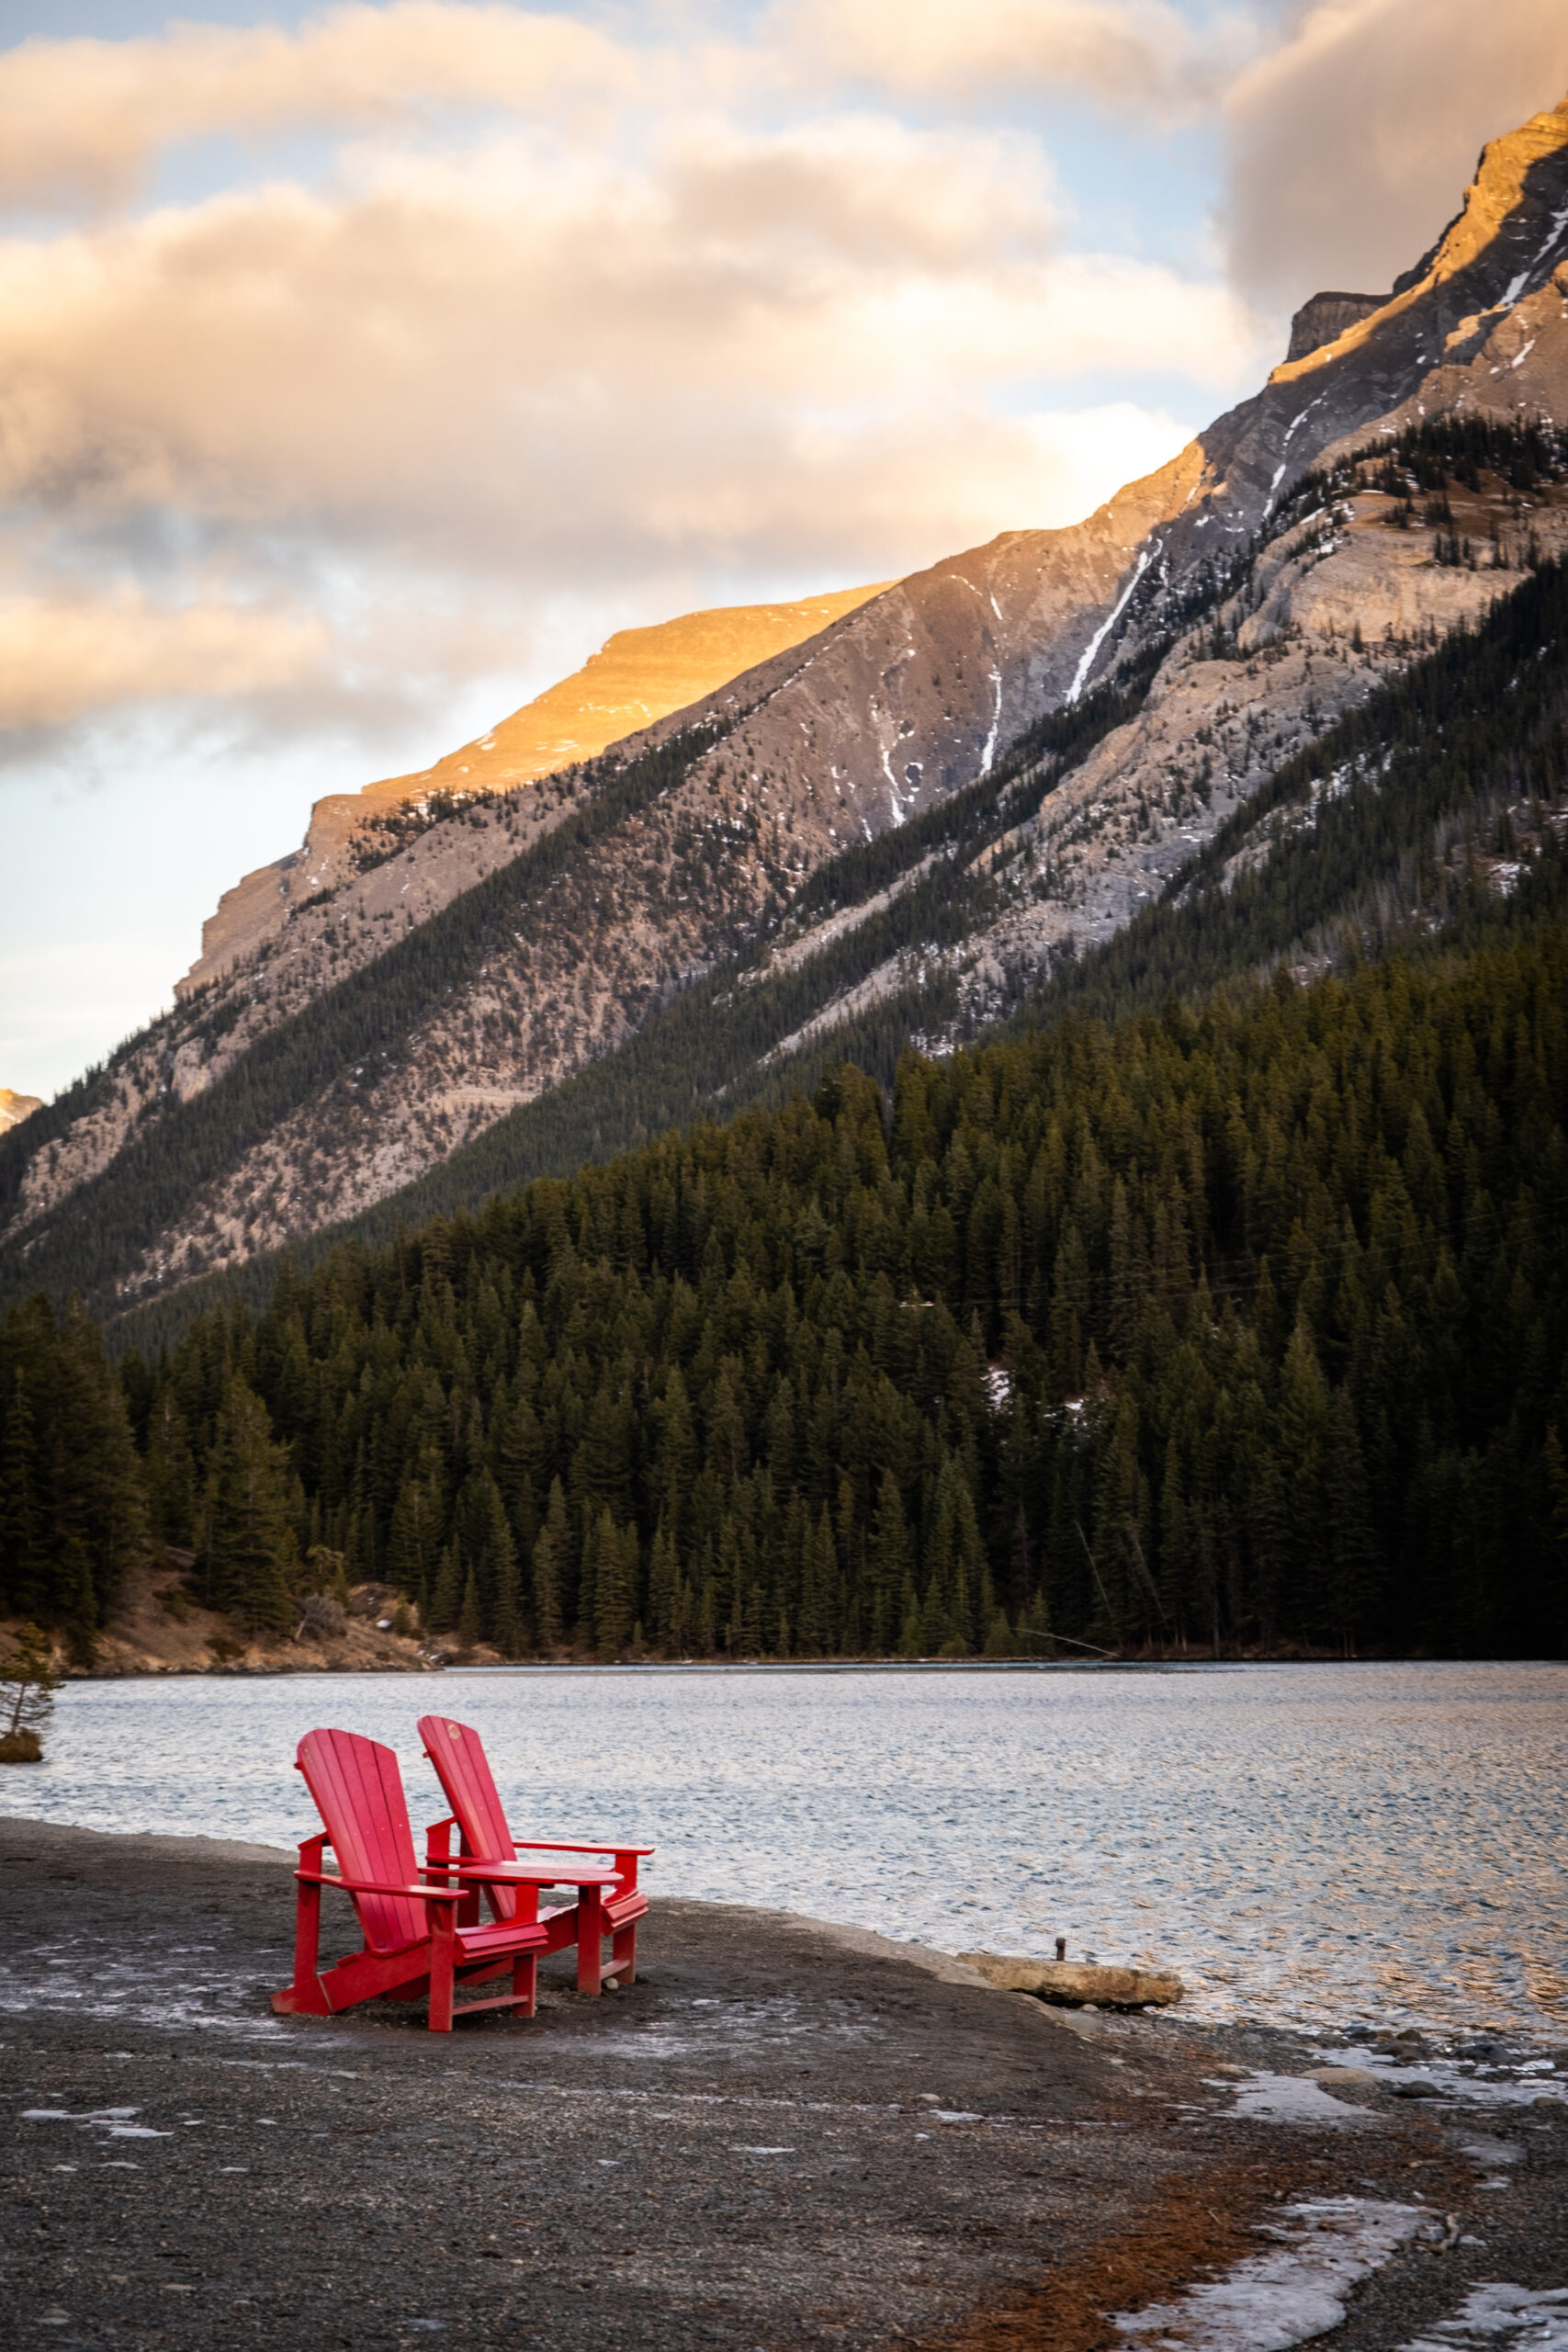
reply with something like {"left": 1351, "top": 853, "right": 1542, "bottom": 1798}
{"left": 5, "top": 1566, "right": 1462, "bottom": 1685}
{"left": 8, "top": 1564, "right": 444, "bottom": 1683}
{"left": 2, "top": 1817, "right": 1564, "bottom": 2349}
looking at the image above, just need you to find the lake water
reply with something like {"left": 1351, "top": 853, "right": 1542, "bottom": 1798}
{"left": 4, "top": 1662, "right": 1564, "bottom": 2045}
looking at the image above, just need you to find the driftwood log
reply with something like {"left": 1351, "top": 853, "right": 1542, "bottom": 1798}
{"left": 959, "top": 1951, "right": 1183, "bottom": 2011}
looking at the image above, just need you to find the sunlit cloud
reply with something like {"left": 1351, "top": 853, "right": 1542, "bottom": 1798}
{"left": 0, "top": 4, "right": 638, "bottom": 211}
{"left": 0, "top": 89, "right": 1263, "bottom": 736}
{"left": 1222, "top": 0, "right": 1568, "bottom": 304}
{"left": 0, "top": 587, "right": 328, "bottom": 728}
{"left": 772, "top": 0, "right": 1248, "bottom": 116}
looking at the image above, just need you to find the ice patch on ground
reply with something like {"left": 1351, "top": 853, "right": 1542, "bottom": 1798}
{"left": 18, "top": 2103, "right": 173, "bottom": 2140}
{"left": 1221, "top": 2072, "right": 1371, "bottom": 2126}
{"left": 1117, "top": 2197, "right": 1421, "bottom": 2350}
{"left": 0, "top": 1922, "right": 295, "bottom": 2042}
{"left": 1400, "top": 2284, "right": 1568, "bottom": 2349}
{"left": 1314, "top": 2045, "right": 1567, "bottom": 2113}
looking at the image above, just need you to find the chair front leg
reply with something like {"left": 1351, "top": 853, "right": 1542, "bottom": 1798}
{"left": 285, "top": 1835, "right": 332, "bottom": 2015}
{"left": 576, "top": 1882, "right": 604, "bottom": 1995}
{"left": 610, "top": 1851, "right": 639, "bottom": 1985}
{"left": 513, "top": 1951, "right": 537, "bottom": 2018}
{"left": 611, "top": 1920, "right": 637, "bottom": 1986}
{"left": 428, "top": 1905, "right": 456, "bottom": 2033}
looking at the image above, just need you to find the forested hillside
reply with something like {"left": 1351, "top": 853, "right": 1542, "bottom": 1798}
{"left": 5, "top": 854, "right": 1564, "bottom": 1659}
{"left": 6, "top": 458, "right": 1568, "bottom": 1666}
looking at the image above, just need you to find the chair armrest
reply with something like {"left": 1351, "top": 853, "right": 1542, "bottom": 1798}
{"left": 294, "top": 1869, "right": 462, "bottom": 1903}
{"left": 451, "top": 1859, "right": 620, "bottom": 1885}
{"left": 510, "top": 1839, "right": 656, "bottom": 1857}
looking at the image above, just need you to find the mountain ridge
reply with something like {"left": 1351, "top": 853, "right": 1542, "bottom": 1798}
{"left": 179, "top": 580, "right": 896, "bottom": 995}
{"left": 6, "top": 87, "right": 1568, "bottom": 1325}
{"left": 98, "top": 512, "right": 1568, "bottom": 1361}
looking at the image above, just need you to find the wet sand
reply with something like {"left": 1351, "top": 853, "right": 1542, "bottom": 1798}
{"left": 1, "top": 1818, "right": 1563, "bottom": 2350}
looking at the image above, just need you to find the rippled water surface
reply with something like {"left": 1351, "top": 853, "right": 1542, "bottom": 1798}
{"left": 4, "top": 1663, "right": 1564, "bottom": 2041}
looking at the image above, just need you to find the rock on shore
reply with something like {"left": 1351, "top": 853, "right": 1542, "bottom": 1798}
{"left": 959, "top": 1951, "right": 1184, "bottom": 2009}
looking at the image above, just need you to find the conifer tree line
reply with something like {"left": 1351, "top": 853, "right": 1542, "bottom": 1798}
{"left": 0, "top": 1296, "right": 146, "bottom": 1657}
{"left": 6, "top": 908, "right": 1563, "bottom": 1659}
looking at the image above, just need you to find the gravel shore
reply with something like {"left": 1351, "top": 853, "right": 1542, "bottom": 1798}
{"left": 2, "top": 1818, "right": 1562, "bottom": 2350}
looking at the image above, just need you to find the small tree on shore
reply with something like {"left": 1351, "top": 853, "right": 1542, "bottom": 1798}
{"left": 1, "top": 1622, "right": 60, "bottom": 1762}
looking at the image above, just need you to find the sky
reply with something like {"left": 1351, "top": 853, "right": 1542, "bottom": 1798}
{"left": 4, "top": 1, "right": 1568, "bottom": 1101}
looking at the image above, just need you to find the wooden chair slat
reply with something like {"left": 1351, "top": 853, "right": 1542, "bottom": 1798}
{"left": 418, "top": 1713, "right": 518, "bottom": 1919}
{"left": 299, "top": 1728, "right": 424, "bottom": 1952}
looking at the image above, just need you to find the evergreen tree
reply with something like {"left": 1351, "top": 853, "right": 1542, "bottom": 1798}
{"left": 455, "top": 1466, "right": 517, "bottom": 1650}
{"left": 389, "top": 1475, "right": 440, "bottom": 1609}
{"left": 458, "top": 1566, "right": 482, "bottom": 1647}
{"left": 530, "top": 1479, "right": 568, "bottom": 1652}
{"left": 0, "top": 1369, "right": 45, "bottom": 1620}
{"left": 592, "top": 1510, "right": 637, "bottom": 1661}
{"left": 198, "top": 1374, "right": 296, "bottom": 1631}
{"left": 430, "top": 1540, "right": 463, "bottom": 1634}
{"left": 144, "top": 1389, "right": 198, "bottom": 1549}
{"left": 867, "top": 1470, "right": 910, "bottom": 1655}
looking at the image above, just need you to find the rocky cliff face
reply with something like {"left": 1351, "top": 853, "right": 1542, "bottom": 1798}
{"left": 178, "top": 582, "right": 892, "bottom": 995}
{"left": 1286, "top": 291, "right": 1386, "bottom": 364}
{"left": 7, "top": 90, "right": 1568, "bottom": 1319}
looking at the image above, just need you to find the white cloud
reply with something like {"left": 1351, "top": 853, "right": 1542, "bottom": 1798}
{"left": 772, "top": 0, "right": 1244, "bottom": 116}
{"left": 0, "top": 99, "right": 1260, "bottom": 730}
{"left": 1223, "top": 0, "right": 1568, "bottom": 304}
{"left": 0, "top": 4, "right": 638, "bottom": 210}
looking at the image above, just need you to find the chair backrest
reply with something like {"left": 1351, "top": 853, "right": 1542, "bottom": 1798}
{"left": 296, "top": 1728, "right": 426, "bottom": 1954}
{"left": 418, "top": 1714, "right": 517, "bottom": 1920}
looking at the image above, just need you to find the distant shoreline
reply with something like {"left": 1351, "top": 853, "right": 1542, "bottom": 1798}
{"left": 61, "top": 1649, "right": 1558, "bottom": 1679}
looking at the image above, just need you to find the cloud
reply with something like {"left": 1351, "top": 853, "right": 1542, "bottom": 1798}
{"left": 0, "top": 5, "right": 1287, "bottom": 1094}
{"left": 0, "top": 102, "right": 1260, "bottom": 730}
{"left": 1223, "top": 0, "right": 1568, "bottom": 305}
{"left": 0, "top": 588, "right": 328, "bottom": 728}
{"left": 772, "top": 0, "right": 1241, "bottom": 118}
{"left": 0, "top": 4, "right": 637, "bottom": 210}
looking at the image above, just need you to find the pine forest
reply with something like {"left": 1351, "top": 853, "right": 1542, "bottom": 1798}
{"left": 4, "top": 889, "right": 1565, "bottom": 1661}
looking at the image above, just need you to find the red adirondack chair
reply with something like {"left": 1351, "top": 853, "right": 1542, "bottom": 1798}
{"left": 418, "top": 1713, "right": 653, "bottom": 1996}
{"left": 270, "top": 1727, "right": 617, "bottom": 2031}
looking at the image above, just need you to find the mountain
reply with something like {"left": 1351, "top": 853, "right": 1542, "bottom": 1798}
{"left": 0, "top": 1091, "right": 41, "bottom": 1136}
{"left": 6, "top": 89, "right": 1568, "bottom": 1329}
{"left": 181, "top": 581, "right": 893, "bottom": 992}
{"left": 10, "top": 508, "right": 1567, "bottom": 1658}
